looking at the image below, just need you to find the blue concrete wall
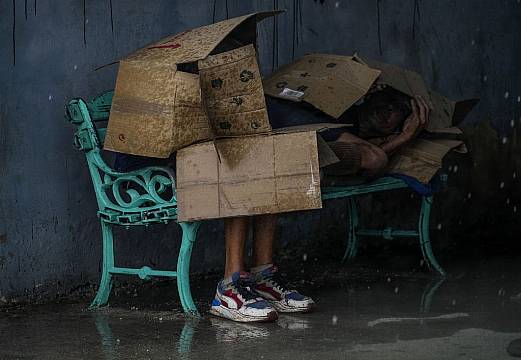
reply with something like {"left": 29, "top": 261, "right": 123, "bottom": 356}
{"left": 1, "top": 0, "right": 520, "bottom": 301}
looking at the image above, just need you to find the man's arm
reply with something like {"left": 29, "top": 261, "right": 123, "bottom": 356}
{"left": 370, "top": 96, "right": 430, "bottom": 155}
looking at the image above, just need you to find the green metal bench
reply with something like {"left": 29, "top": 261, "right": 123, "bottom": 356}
{"left": 66, "top": 91, "right": 200, "bottom": 315}
{"left": 65, "top": 91, "right": 445, "bottom": 315}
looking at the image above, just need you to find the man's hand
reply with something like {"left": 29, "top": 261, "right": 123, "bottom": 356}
{"left": 401, "top": 95, "right": 430, "bottom": 139}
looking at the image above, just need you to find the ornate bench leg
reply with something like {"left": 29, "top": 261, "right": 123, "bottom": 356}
{"left": 418, "top": 196, "right": 446, "bottom": 276}
{"left": 177, "top": 221, "right": 201, "bottom": 316}
{"left": 90, "top": 221, "right": 115, "bottom": 308}
{"left": 343, "top": 197, "right": 359, "bottom": 262}
{"left": 419, "top": 277, "right": 446, "bottom": 313}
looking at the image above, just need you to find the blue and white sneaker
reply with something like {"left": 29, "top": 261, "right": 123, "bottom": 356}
{"left": 252, "top": 265, "right": 315, "bottom": 313}
{"left": 209, "top": 271, "right": 278, "bottom": 323}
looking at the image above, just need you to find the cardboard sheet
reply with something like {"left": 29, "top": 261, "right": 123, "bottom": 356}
{"left": 176, "top": 130, "right": 322, "bottom": 221}
{"left": 263, "top": 54, "right": 381, "bottom": 118}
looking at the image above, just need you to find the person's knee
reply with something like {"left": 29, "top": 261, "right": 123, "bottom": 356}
{"left": 361, "top": 145, "right": 388, "bottom": 175}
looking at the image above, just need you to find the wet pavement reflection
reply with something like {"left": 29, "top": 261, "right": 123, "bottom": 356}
{"left": 1, "top": 256, "right": 520, "bottom": 359}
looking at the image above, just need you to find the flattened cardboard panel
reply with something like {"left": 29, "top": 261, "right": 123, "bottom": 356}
{"left": 428, "top": 90, "right": 455, "bottom": 130}
{"left": 177, "top": 184, "right": 220, "bottom": 220}
{"left": 199, "top": 45, "right": 270, "bottom": 137}
{"left": 104, "top": 61, "right": 176, "bottom": 158}
{"left": 264, "top": 54, "right": 380, "bottom": 118}
{"left": 274, "top": 132, "right": 321, "bottom": 210}
{"left": 387, "top": 138, "right": 463, "bottom": 183}
{"left": 176, "top": 130, "right": 322, "bottom": 221}
{"left": 216, "top": 135, "right": 274, "bottom": 176}
{"left": 176, "top": 141, "right": 220, "bottom": 220}
{"left": 275, "top": 175, "right": 322, "bottom": 212}
{"left": 363, "top": 57, "right": 433, "bottom": 108}
{"left": 453, "top": 98, "right": 479, "bottom": 125}
{"left": 219, "top": 179, "right": 277, "bottom": 214}
{"left": 317, "top": 134, "right": 340, "bottom": 168}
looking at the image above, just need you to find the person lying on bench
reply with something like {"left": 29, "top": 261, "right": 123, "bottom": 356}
{"left": 208, "top": 89, "right": 431, "bottom": 323}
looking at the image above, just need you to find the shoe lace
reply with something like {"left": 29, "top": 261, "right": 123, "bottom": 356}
{"left": 264, "top": 270, "right": 290, "bottom": 293}
{"left": 233, "top": 278, "right": 259, "bottom": 302}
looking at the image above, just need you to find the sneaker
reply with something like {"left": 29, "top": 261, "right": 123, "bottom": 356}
{"left": 252, "top": 265, "right": 315, "bottom": 313}
{"left": 209, "top": 271, "right": 278, "bottom": 323}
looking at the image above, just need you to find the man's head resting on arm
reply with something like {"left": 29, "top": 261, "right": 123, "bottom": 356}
{"left": 358, "top": 88, "right": 412, "bottom": 137}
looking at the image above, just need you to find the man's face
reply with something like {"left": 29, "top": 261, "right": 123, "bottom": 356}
{"left": 361, "top": 92, "right": 410, "bottom": 135}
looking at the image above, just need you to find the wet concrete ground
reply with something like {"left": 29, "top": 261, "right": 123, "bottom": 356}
{"left": 1, "top": 255, "right": 521, "bottom": 359}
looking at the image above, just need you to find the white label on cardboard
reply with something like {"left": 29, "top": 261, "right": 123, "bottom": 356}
{"left": 279, "top": 87, "right": 305, "bottom": 101}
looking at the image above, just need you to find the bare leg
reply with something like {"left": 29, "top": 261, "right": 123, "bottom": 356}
{"left": 224, "top": 217, "right": 249, "bottom": 278}
{"left": 252, "top": 214, "right": 278, "bottom": 267}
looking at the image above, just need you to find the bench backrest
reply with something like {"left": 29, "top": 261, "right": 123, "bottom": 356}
{"left": 65, "top": 91, "right": 177, "bottom": 220}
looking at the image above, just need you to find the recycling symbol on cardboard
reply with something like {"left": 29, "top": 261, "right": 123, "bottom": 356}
{"left": 239, "top": 70, "right": 254, "bottom": 82}
{"left": 211, "top": 78, "right": 223, "bottom": 89}
{"left": 230, "top": 96, "right": 243, "bottom": 106}
{"left": 219, "top": 121, "right": 232, "bottom": 130}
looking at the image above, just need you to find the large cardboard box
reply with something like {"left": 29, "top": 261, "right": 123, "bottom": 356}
{"left": 104, "top": 12, "right": 280, "bottom": 158}
{"left": 175, "top": 125, "right": 348, "bottom": 221}
{"left": 263, "top": 54, "right": 381, "bottom": 118}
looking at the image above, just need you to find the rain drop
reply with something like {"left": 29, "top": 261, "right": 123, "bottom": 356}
{"left": 467, "top": 192, "right": 472, "bottom": 199}
{"left": 332, "top": 315, "right": 338, "bottom": 325}
{"left": 498, "top": 288, "right": 505, "bottom": 296}
{"left": 419, "top": 259, "right": 425, "bottom": 266}
{"left": 500, "top": 181, "right": 505, "bottom": 189}
{"left": 437, "top": 223, "right": 442, "bottom": 230}
{"left": 518, "top": 96, "right": 521, "bottom": 103}
{"left": 514, "top": 206, "right": 517, "bottom": 213}
{"left": 302, "top": 253, "right": 307, "bottom": 261}
{"left": 387, "top": 277, "right": 391, "bottom": 283}
{"left": 507, "top": 198, "right": 510, "bottom": 205}
{"left": 483, "top": 75, "right": 488, "bottom": 82}
{"left": 448, "top": 165, "right": 453, "bottom": 172}
{"left": 511, "top": 119, "right": 515, "bottom": 128}
{"left": 335, "top": 1, "right": 340, "bottom": 7}
{"left": 471, "top": 39, "right": 475, "bottom": 45}
{"left": 48, "top": 94, "right": 53, "bottom": 101}
{"left": 451, "top": 299, "right": 457, "bottom": 306}
{"left": 453, "top": 165, "right": 459, "bottom": 173}
{"left": 502, "top": 137, "right": 508, "bottom": 144}
{"left": 505, "top": 91, "right": 510, "bottom": 99}
{"left": 513, "top": 172, "right": 517, "bottom": 179}
{"left": 73, "top": 64, "right": 78, "bottom": 70}
{"left": 394, "top": 286, "right": 399, "bottom": 294}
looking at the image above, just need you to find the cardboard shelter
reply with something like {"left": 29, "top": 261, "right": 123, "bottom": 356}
{"left": 104, "top": 11, "right": 281, "bottom": 158}
{"left": 175, "top": 123, "right": 348, "bottom": 221}
{"left": 264, "top": 54, "right": 477, "bottom": 184}
{"left": 263, "top": 54, "right": 381, "bottom": 119}
{"left": 176, "top": 129, "right": 320, "bottom": 222}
